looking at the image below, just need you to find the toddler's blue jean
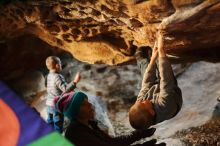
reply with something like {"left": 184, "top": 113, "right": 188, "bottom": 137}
{"left": 47, "top": 106, "right": 64, "bottom": 133}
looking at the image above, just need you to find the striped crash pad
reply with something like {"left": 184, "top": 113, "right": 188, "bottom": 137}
{"left": 0, "top": 81, "right": 73, "bottom": 146}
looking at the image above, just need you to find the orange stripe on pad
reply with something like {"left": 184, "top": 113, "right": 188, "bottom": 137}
{"left": 0, "top": 99, "right": 20, "bottom": 146}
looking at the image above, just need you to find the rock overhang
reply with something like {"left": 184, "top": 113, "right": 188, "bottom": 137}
{"left": 1, "top": 0, "right": 220, "bottom": 79}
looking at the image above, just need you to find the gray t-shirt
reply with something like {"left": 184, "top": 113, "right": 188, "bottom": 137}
{"left": 137, "top": 58, "right": 182, "bottom": 123}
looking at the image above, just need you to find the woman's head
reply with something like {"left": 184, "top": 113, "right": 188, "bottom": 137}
{"left": 129, "top": 100, "right": 155, "bottom": 129}
{"left": 77, "top": 98, "right": 95, "bottom": 121}
{"left": 63, "top": 92, "right": 95, "bottom": 123}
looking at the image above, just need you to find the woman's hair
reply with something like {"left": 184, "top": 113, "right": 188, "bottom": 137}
{"left": 45, "top": 56, "right": 60, "bottom": 70}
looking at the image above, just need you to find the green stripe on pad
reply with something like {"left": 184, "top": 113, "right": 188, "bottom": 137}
{"left": 28, "top": 132, "right": 74, "bottom": 146}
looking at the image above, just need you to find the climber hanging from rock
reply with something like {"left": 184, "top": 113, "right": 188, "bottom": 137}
{"left": 129, "top": 31, "right": 183, "bottom": 129}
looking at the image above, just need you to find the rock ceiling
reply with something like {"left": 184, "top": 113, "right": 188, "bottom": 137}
{"left": 1, "top": 0, "right": 220, "bottom": 79}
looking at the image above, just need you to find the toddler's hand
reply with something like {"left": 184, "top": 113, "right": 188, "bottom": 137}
{"left": 74, "top": 72, "right": 81, "bottom": 84}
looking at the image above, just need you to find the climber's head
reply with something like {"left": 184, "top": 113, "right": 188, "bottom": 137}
{"left": 129, "top": 99, "right": 155, "bottom": 129}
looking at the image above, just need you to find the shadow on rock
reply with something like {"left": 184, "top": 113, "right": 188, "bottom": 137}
{"left": 212, "top": 101, "right": 220, "bottom": 118}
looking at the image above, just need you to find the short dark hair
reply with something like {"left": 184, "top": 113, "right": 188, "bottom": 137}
{"left": 129, "top": 103, "right": 154, "bottom": 129}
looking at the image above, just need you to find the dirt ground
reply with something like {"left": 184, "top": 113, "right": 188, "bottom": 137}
{"left": 175, "top": 118, "right": 220, "bottom": 146}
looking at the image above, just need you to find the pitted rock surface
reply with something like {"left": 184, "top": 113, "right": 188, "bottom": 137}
{"left": 1, "top": 0, "right": 220, "bottom": 79}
